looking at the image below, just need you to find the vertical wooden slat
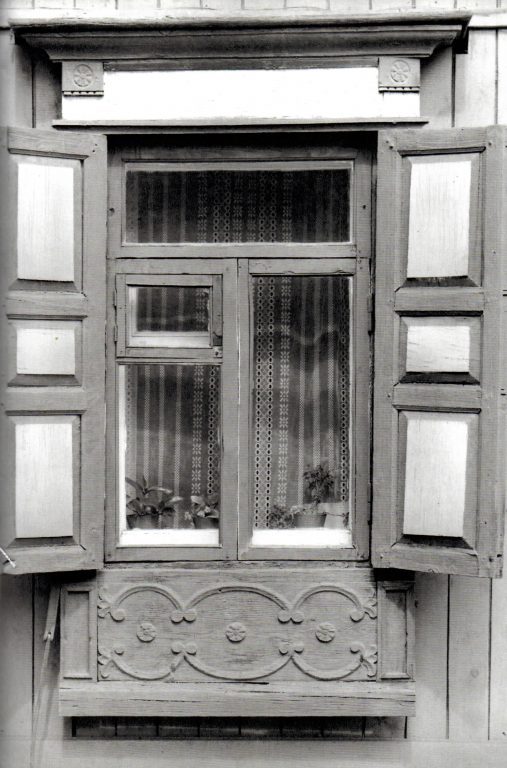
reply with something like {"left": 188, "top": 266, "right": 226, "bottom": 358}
{"left": 447, "top": 32, "right": 497, "bottom": 742}
{"left": 490, "top": 414, "right": 507, "bottom": 740}
{"left": 454, "top": 30, "right": 496, "bottom": 127}
{"left": 33, "top": 577, "right": 71, "bottom": 768}
{"left": 448, "top": 577, "right": 490, "bottom": 741}
{"left": 0, "top": 575, "right": 32, "bottom": 767}
{"left": 498, "top": 31, "right": 507, "bottom": 125}
{"left": 0, "top": 30, "right": 32, "bottom": 130}
{"left": 489, "top": 177, "right": 507, "bottom": 739}
{"left": 420, "top": 47, "right": 453, "bottom": 129}
{"left": 406, "top": 575, "right": 449, "bottom": 740}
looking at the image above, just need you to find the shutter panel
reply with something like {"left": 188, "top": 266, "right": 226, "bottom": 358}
{"left": 0, "top": 128, "right": 106, "bottom": 574}
{"left": 372, "top": 126, "right": 506, "bottom": 578}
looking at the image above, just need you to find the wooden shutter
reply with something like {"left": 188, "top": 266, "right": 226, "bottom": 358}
{"left": 0, "top": 128, "right": 106, "bottom": 574}
{"left": 372, "top": 126, "right": 506, "bottom": 578}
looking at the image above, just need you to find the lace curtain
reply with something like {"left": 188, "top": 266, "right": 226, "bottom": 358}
{"left": 126, "top": 168, "right": 350, "bottom": 244}
{"left": 252, "top": 276, "right": 350, "bottom": 529}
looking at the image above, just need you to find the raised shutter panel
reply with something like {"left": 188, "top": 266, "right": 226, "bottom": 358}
{"left": 0, "top": 127, "right": 106, "bottom": 574}
{"left": 372, "top": 126, "right": 506, "bottom": 578}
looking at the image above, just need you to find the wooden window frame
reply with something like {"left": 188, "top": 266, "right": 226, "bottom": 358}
{"left": 106, "top": 138, "right": 372, "bottom": 563}
{"left": 105, "top": 259, "right": 238, "bottom": 563}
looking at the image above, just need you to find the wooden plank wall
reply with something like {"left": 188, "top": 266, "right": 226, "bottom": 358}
{"left": 1, "top": 9, "right": 507, "bottom": 768}
{"left": 0, "top": 0, "right": 507, "bottom": 15}
{"left": 1, "top": 2, "right": 507, "bottom": 15}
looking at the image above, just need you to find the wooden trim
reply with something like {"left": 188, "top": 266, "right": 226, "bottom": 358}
{"left": 372, "top": 126, "right": 505, "bottom": 578}
{"left": 0, "top": 127, "right": 106, "bottom": 575}
{"left": 54, "top": 118, "right": 430, "bottom": 135}
{"left": 377, "top": 580, "right": 415, "bottom": 681}
{"left": 59, "top": 680, "right": 415, "bottom": 718}
{"left": 105, "top": 260, "right": 238, "bottom": 563}
{"left": 238, "top": 253, "right": 371, "bottom": 560}
{"left": 111, "top": 244, "right": 358, "bottom": 262}
{"left": 15, "top": 14, "right": 470, "bottom": 65}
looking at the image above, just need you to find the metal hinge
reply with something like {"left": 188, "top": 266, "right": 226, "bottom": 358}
{"left": 112, "top": 288, "right": 117, "bottom": 308}
{"left": 113, "top": 324, "right": 118, "bottom": 343}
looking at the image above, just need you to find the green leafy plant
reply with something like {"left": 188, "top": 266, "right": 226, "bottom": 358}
{"left": 303, "top": 462, "right": 335, "bottom": 506}
{"left": 186, "top": 492, "right": 220, "bottom": 521}
{"left": 267, "top": 504, "right": 295, "bottom": 530}
{"left": 126, "top": 476, "right": 183, "bottom": 524}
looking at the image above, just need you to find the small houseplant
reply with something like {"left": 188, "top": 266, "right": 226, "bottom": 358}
{"left": 126, "top": 476, "right": 183, "bottom": 530}
{"left": 291, "top": 463, "right": 335, "bottom": 528}
{"left": 267, "top": 503, "right": 295, "bottom": 530}
{"left": 186, "top": 492, "right": 220, "bottom": 530}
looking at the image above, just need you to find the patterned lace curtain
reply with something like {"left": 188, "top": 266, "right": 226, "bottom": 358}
{"left": 252, "top": 276, "right": 350, "bottom": 529}
{"left": 126, "top": 169, "right": 350, "bottom": 243}
{"left": 125, "top": 363, "right": 221, "bottom": 523}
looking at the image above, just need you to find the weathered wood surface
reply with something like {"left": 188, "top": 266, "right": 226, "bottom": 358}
{"left": 60, "top": 567, "right": 413, "bottom": 710}
{"left": 0, "top": 128, "right": 107, "bottom": 575}
{"left": 60, "top": 681, "right": 415, "bottom": 718}
{"left": 1, "top": 16, "right": 507, "bottom": 768}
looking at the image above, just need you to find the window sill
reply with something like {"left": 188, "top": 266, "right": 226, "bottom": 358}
{"left": 60, "top": 681, "right": 415, "bottom": 718}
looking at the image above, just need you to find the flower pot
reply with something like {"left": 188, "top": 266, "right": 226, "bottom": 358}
{"left": 158, "top": 509, "right": 176, "bottom": 529}
{"left": 193, "top": 516, "right": 219, "bottom": 530}
{"left": 293, "top": 508, "right": 326, "bottom": 528}
{"left": 127, "top": 513, "right": 158, "bottom": 530}
{"left": 320, "top": 502, "right": 349, "bottom": 530}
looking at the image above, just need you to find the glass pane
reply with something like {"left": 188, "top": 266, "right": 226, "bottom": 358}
{"left": 125, "top": 168, "right": 351, "bottom": 244}
{"left": 128, "top": 285, "right": 211, "bottom": 348}
{"left": 120, "top": 364, "right": 221, "bottom": 545}
{"left": 251, "top": 276, "right": 351, "bottom": 545}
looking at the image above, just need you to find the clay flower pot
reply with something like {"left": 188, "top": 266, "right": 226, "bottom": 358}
{"left": 193, "top": 516, "right": 219, "bottom": 530}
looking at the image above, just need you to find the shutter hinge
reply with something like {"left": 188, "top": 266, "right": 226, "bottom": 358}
{"left": 367, "top": 295, "right": 374, "bottom": 334}
{"left": 113, "top": 324, "right": 118, "bottom": 343}
{"left": 112, "top": 288, "right": 117, "bottom": 308}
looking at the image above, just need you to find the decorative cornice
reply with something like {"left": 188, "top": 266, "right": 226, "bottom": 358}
{"left": 13, "top": 12, "right": 470, "bottom": 66}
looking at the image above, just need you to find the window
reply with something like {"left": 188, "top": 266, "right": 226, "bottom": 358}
{"left": 3, "top": 126, "right": 504, "bottom": 581}
{"left": 105, "top": 146, "right": 372, "bottom": 562}
{"left": 4, "top": 125, "right": 505, "bottom": 721}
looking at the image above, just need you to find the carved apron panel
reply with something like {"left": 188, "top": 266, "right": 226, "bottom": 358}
{"left": 96, "top": 568, "right": 378, "bottom": 684}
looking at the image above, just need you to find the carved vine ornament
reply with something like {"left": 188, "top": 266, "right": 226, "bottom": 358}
{"left": 97, "top": 583, "right": 377, "bottom": 683}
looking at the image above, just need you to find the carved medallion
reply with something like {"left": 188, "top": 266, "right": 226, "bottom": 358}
{"left": 389, "top": 59, "right": 411, "bottom": 85}
{"left": 315, "top": 622, "right": 336, "bottom": 643}
{"left": 136, "top": 621, "right": 157, "bottom": 643}
{"left": 73, "top": 63, "right": 94, "bottom": 89}
{"left": 378, "top": 56, "right": 420, "bottom": 93}
{"left": 225, "top": 622, "right": 247, "bottom": 643}
{"left": 62, "top": 61, "right": 104, "bottom": 96}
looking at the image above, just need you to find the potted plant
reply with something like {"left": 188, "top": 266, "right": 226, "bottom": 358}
{"left": 267, "top": 504, "right": 295, "bottom": 530}
{"left": 290, "top": 463, "right": 336, "bottom": 528}
{"left": 125, "top": 476, "right": 183, "bottom": 530}
{"left": 186, "top": 493, "right": 220, "bottom": 530}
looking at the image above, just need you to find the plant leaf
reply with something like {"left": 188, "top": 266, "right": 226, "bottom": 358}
{"left": 126, "top": 477, "right": 143, "bottom": 495}
{"left": 146, "top": 485, "right": 174, "bottom": 497}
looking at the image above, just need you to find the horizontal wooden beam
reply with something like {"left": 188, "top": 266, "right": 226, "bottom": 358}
{"left": 13, "top": 13, "right": 470, "bottom": 63}
{"left": 52, "top": 118, "right": 429, "bottom": 135}
{"left": 59, "top": 681, "right": 415, "bottom": 718}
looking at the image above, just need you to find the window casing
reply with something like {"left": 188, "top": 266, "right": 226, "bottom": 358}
{"left": 105, "top": 140, "right": 372, "bottom": 563}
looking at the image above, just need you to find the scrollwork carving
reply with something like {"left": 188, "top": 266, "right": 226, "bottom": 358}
{"left": 350, "top": 642, "right": 378, "bottom": 677}
{"left": 97, "top": 590, "right": 126, "bottom": 622}
{"left": 97, "top": 580, "right": 378, "bottom": 684}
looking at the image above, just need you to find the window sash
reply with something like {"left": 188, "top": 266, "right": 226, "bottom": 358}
{"left": 238, "top": 257, "right": 370, "bottom": 562}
